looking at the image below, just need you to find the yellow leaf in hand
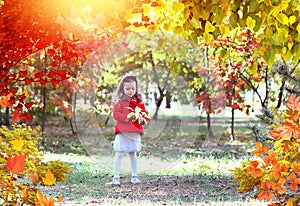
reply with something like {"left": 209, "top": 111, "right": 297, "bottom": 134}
{"left": 42, "top": 170, "right": 56, "bottom": 186}
{"left": 10, "top": 139, "right": 24, "bottom": 151}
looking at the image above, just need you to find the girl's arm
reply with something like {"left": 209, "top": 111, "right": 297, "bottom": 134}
{"left": 113, "top": 104, "right": 128, "bottom": 122}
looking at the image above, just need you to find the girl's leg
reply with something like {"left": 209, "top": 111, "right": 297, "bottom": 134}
{"left": 113, "top": 151, "right": 124, "bottom": 178}
{"left": 129, "top": 151, "right": 137, "bottom": 177}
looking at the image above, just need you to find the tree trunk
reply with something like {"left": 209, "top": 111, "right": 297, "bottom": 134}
{"left": 165, "top": 91, "right": 171, "bottom": 108}
{"left": 5, "top": 107, "right": 10, "bottom": 127}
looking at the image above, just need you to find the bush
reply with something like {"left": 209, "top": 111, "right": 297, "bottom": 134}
{"left": 232, "top": 94, "right": 300, "bottom": 206}
{"left": 0, "top": 124, "right": 71, "bottom": 205}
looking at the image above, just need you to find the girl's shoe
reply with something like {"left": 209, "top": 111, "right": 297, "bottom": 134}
{"left": 112, "top": 177, "right": 120, "bottom": 185}
{"left": 131, "top": 176, "right": 141, "bottom": 184}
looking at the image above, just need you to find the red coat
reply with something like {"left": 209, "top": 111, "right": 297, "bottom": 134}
{"left": 113, "top": 96, "right": 149, "bottom": 136}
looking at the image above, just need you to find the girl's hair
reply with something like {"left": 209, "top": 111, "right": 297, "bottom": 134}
{"left": 112, "top": 74, "right": 143, "bottom": 104}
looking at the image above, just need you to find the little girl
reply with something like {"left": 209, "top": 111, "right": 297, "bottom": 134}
{"left": 111, "top": 74, "right": 149, "bottom": 185}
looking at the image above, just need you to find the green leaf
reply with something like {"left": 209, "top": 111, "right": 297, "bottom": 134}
{"left": 264, "top": 49, "right": 275, "bottom": 67}
{"left": 249, "top": 0, "right": 259, "bottom": 12}
{"left": 269, "top": 34, "right": 281, "bottom": 46}
{"left": 297, "top": 23, "right": 300, "bottom": 34}
{"left": 276, "top": 13, "right": 289, "bottom": 25}
{"left": 250, "top": 61, "right": 258, "bottom": 76}
{"left": 277, "top": 27, "right": 288, "bottom": 43}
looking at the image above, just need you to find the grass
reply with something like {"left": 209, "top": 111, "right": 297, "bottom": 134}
{"left": 40, "top": 114, "right": 268, "bottom": 205}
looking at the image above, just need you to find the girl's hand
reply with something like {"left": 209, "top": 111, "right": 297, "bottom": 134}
{"left": 127, "top": 112, "right": 137, "bottom": 122}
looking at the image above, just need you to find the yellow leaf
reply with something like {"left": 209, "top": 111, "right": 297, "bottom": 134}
{"left": 10, "top": 139, "right": 24, "bottom": 151}
{"left": 283, "top": 50, "right": 292, "bottom": 61}
{"left": 172, "top": 2, "right": 184, "bottom": 13}
{"left": 42, "top": 170, "right": 56, "bottom": 186}
{"left": 23, "top": 89, "right": 29, "bottom": 98}
{"left": 250, "top": 62, "right": 258, "bottom": 76}
{"left": 190, "top": 17, "right": 201, "bottom": 29}
{"left": 142, "top": 4, "right": 151, "bottom": 14}
{"left": 163, "top": 23, "right": 172, "bottom": 31}
{"left": 205, "top": 21, "right": 215, "bottom": 33}
{"left": 297, "top": 23, "right": 300, "bottom": 34}
{"left": 246, "top": 16, "right": 256, "bottom": 31}
{"left": 173, "top": 26, "right": 183, "bottom": 35}
{"left": 286, "top": 200, "right": 293, "bottom": 206}
{"left": 276, "top": 13, "right": 289, "bottom": 25}
{"left": 203, "top": 32, "right": 213, "bottom": 43}
{"left": 289, "top": 15, "right": 296, "bottom": 25}
{"left": 219, "top": 24, "right": 230, "bottom": 36}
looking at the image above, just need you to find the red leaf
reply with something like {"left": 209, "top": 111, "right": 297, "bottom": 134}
{"left": 11, "top": 110, "right": 21, "bottom": 123}
{"left": 48, "top": 70, "right": 56, "bottom": 78}
{"left": 24, "top": 78, "right": 33, "bottom": 84}
{"left": 34, "top": 71, "right": 44, "bottom": 79}
{"left": 15, "top": 103, "right": 23, "bottom": 112}
{"left": 25, "top": 102, "right": 34, "bottom": 110}
{"left": 7, "top": 154, "right": 27, "bottom": 174}
{"left": 19, "top": 112, "right": 29, "bottom": 120}
{"left": 51, "top": 79, "right": 60, "bottom": 86}
{"left": 19, "top": 70, "right": 28, "bottom": 78}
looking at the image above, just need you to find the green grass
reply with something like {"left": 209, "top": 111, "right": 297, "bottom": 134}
{"left": 41, "top": 114, "right": 265, "bottom": 205}
{"left": 39, "top": 153, "right": 267, "bottom": 206}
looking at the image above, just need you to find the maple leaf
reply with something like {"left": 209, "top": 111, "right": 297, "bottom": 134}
{"left": 28, "top": 172, "right": 39, "bottom": 185}
{"left": 288, "top": 174, "right": 300, "bottom": 190}
{"left": 271, "top": 178, "right": 286, "bottom": 195}
{"left": 57, "top": 196, "right": 63, "bottom": 202}
{"left": 20, "top": 189, "right": 29, "bottom": 197}
{"left": 247, "top": 160, "right": 262, "bottom": 177}
{"left": 10, "top": 139, "right": 24, "bottom": 151}
{"left": 36, "top": 190, "right": 55, "bottom": 206}
{"left": 0, "top": 93, "right": 14, "bottom": 107}
{"left": 253, "top": 142, "right": 268, "bottom": 157}
{"left": 0, "top": 136, "right": 2, "bottom": 145}
{"left": 7, "top": 154, "right": 27, "bottom": 174}
{"left": 264, "top": 151, "right": 278, "bottom": 167}
{"left": 257, "top": 182, "right": 274, "bottom": 202}
{"left": 286, "top": 93, "right": 300, "bottom": 111}
{"left": 291, "top": 162, "right": 300, "bottom": 176}
{"left": 11, "top": 109, "right": 21, "bottom": 123}
{"left": 42, "top": 170, "right": 56, "bottom": 186}
{"left": 276, "top": 121, "right": 300, "bottom": 139}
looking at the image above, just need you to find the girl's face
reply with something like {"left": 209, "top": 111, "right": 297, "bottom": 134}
{"left": 123, "top": 81, "right": 136, "bottom": 98}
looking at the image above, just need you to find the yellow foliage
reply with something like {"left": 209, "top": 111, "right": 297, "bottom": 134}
{"left": 0, "top": 124, "right": 71, "bottom": 205}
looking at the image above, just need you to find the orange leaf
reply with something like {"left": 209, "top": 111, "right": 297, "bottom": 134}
{"left": 291, "top": 162, "right": 300, "bottom": 176}
{"left": 28, "top": 172, "right": 39, "bottom": 185}
{"left": 278, "top": 121, "right": 300, "bottom": 139}
{"left": 20, "top": 189, "right": 28, "bottom": 197}
{"left": 36, "top": 190, "right": 55, "bottom": 206}
{"left": 0, "top": 93, "right": 14, "bottom": 107}
{"left": 253, "top": 142, "right": 268, "bottom": 157}
{"left": 264, "top": 151, "right": 278, "bottom": 167}
{"left": 247, "top": 160, "right": 262, "bottom": 177}
{"left": 286, "top": 200, "right": 294, "bottom": 206}
{"left": 57, "top": 196, "right": 63, "bottom": 202}
{"left": 42, "top": 170, "right": 56, "bottom": 186}
{"left": 257, "top": 182, "right": 274, "bottom": 202}
{"left": 6, "top": 154, "right": 27, "bottom": 174}
{"left": 288, "top": 174, "right": 300, "bottom": 191}
{"left": 286, "top": 93, "right": 300, "bottom": 111}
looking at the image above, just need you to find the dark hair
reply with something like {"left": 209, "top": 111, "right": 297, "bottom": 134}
{"left": 112, "top": 74, "right": 143, "bottom": 104}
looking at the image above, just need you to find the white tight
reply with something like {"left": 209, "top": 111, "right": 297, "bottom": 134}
{"left": 113, "top": 151, "right": 137, "bottom": 178}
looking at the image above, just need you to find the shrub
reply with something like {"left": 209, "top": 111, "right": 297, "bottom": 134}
{"left": 232, "top": 94, "right": 300, "bottom": 206}
{"left": 0, "top": 124, "right": 71, "bottom": 205}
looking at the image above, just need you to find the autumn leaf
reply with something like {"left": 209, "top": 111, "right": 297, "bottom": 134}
{"left": 271, "top": 178, "right": 286, "bottom": 195}
{"left": 28, "top": 172, "right": 39, "bottom": 185}
{"left": 0, "top": 136, "right": 2, "bottom": 145}
{"left": 253, "top": 142, "right": 268, "bottom": 157}
{"left": 7, "top": 154, "right": 27, "bottom": 174}
{"left": 57, "top": 196, "right": 63, "bottom": 202}
{"left": 288, "top": 174, "right": 300, "bottom": 191}
{"left": 291, "top": 162, "right": 300, "bottom": 175}
{"left": 20, "top": 189, "right": 29, "bottom": 197}
{"left": 10, "top": 139, "right": 24, "bottom": 151}
{"left": 0, "top": 93, "right": 14, "bottom": 107}
{"left": 247, "top": 160, "right": 262, "bottom": 177}
{"left": 42, "top": 170, "right": 56, "bottom": 186}
{"left": 286, "top": 93, "right": 300, "bottom": 111}
{"left": 257, "top": 182, "right": 274, "bottom": 202}
{"left": 36, "top": 190, "right": 55, "bottom": 206}
{"left": 264, "top": 151, "right": 278, "bottom": 167}
{"left": 277, "top": 121, "right": 300, "bottom": 139}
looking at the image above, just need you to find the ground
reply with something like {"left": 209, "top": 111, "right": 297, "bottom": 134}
{"left": 39, "top": 115, "right": 266, "bottom": 206}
